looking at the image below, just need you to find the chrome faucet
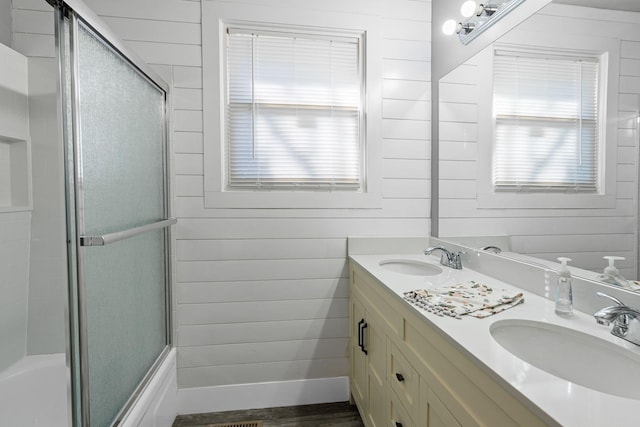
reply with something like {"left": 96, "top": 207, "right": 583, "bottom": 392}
{"left": 594, "top": 292, "right": 640, "bottom": 346}
{"left": 424, "top": 246, "right": 465, "bottom": 270}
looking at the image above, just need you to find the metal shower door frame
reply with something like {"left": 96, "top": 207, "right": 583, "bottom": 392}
{"left": 51, "top": 0, "right": 175, "bottom": 425}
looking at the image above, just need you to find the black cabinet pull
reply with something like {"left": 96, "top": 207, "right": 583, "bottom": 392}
{"left": 395, "top": 372, "right": 405, "bottom": 382}
{"left": 356, "top": 318, "right": 368, "bottom": 355}
{"left": 395, "top": 422, "right": 403, "bottom": 427}
{"left": 361, "top": 322, "right": 368, "bottom": 355}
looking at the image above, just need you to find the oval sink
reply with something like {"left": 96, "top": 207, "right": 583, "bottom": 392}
{"left": 490, "top": 319, "right": 640, "bottom": 399}
{"left": 379, "top": 259, "right": 443, "bottom": 276}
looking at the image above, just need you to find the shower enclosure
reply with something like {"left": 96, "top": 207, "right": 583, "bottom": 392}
{"left": 53, "top": 0, "right": 174, "bottom": 425}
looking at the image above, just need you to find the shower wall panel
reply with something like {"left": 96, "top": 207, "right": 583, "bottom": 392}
{"left": 0, "top": 211, "right": 31, "bottom": 372}
{"left": 0, "top": 43, "right": 31, "bottom": 373}
{"left": 26, "top": 57, "right": 68, "bottom": 356}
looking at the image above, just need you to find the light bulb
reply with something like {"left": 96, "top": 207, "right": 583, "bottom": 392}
{"left": 460, "top": 1, "right": 477, "bottom": 18}
{"left": 442, "top": 19, "right": 458, "bottom": 36}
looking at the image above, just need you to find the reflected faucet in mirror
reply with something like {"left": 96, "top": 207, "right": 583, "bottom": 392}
{"left": 481, "top": 245, "right": 502, "bottom": 254}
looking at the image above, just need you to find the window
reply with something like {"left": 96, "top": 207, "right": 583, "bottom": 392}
{"left": 224, "top": 26, "right": 363, "bottom": 191}
{"left": 201, "top": 2, "right": 382, "bottom": 209}
{"left": 492, "top": 49, "right": 600, "bottom": 191}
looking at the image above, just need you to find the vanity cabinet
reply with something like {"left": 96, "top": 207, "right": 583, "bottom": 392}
{"left": 349, "top": 261, "right": 549, "bottom": 427}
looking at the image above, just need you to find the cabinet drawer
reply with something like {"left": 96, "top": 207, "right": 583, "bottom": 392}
{"left": 389, "top": 342, "right": 419, "bottom": 420}
{"left": 389, "top": 388, "right": 415, "bottom": 427}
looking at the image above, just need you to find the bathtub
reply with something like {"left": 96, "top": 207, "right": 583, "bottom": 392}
{"left": 0, "top": 350, "right": 177, "bottom": 427}
{"left": 0, "top": 353, "right": 69, "bottom": 427}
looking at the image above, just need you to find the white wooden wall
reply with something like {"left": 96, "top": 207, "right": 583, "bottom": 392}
{"left": 438, "top": 4, "right": 640, "bottom": 278}
{"left": 10, "top": 0, "right": 431, "bottom": 390}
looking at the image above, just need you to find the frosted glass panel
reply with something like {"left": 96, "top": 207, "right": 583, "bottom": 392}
{"left": 84, "top": 230, "right": 166, "bottom": 427}
{"left": 77, "top": 23, "right": 165, "bottom": 236}
{"left": 74, "top": 22, "right": 168, "bottom": 427}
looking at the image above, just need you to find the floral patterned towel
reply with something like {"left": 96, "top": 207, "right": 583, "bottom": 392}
{"left": 403, "top": 280, "right": 524, "bottom": 319}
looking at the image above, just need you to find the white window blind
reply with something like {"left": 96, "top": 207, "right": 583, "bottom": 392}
{"left": 225, "top": 27, "right": 363, "bottom": 190}
{"left": 492, "top": 49, "right": 600, "bottom": 191}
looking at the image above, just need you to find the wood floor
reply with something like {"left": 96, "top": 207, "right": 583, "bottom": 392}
{"left": 172, "top": 402, "right": 365, "bottom": 427}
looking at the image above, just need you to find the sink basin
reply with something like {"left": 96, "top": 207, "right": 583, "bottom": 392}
{"left": 490, "top": 319, "right": 640, "bottom": 399}
{"left": 379, "top": 259, "right": 443, "bottom": 276}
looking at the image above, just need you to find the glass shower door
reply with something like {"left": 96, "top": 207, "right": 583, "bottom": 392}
{"left": 58, "top": 7, "right": 173, "bottom": 426}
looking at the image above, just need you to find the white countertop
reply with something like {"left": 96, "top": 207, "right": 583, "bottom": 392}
{"left": 350, "top": 252, "right": 640, "bottom": 427}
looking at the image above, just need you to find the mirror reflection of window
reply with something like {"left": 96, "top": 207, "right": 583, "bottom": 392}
{"left": 492, "top": 48, "right": 601, "bottom": 192}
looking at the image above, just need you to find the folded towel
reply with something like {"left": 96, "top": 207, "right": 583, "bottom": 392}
{"left": 403, "top": 280, "right": 524, "bottom": 319}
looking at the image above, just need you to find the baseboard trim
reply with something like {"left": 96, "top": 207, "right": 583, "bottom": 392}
{"left": 178, "top": 376, "right": 350, "bottom": 415}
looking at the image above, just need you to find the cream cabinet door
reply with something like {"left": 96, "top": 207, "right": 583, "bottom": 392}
{"left": 366, "top": 313, "right": 387, "bottom": 427}
{"left": 351, "top": 297, "right": 368, "bottom": 409}
{"left": 426, "top": 388, "right": 461, "bottom": 427}
{"left": 352, "top": 294, "right": 387, "bottom": 427}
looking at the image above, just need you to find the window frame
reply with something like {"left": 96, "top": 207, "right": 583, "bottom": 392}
{"left": 476, "top": 36, "right": 620, "bottom": 210}
{"left": 201, "top": 2, "right": 383, "bottom": 209}
{"left": 223, "top": 24, "right": 365, "bottom": 192}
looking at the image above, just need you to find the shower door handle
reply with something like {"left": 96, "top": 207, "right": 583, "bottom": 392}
{"left": 80, "top": 218, "right": 177, "bottom": 246}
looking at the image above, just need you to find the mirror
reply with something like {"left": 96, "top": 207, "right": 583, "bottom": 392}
{"left": 437, "top": 0, "right": 640, "bottom": 288}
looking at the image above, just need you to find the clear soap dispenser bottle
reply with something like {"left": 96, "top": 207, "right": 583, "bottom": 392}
{"left": 600, "top": 256, "right": 631, "bottom": 289}
{"left": 555, "top": 257, "right": 573, "bottom": 317}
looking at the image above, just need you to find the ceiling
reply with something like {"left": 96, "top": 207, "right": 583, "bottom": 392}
{"left": 557, "top": 0, "right": 640, "bottom": 13}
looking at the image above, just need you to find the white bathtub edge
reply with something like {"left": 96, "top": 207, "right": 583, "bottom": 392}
{"left": 177, "top": 376, "right": 349, "bottom": 415}
{"left": 0, "top": 353, "right": 68, "bottom": 427}
{"left": 120, "top": 348, "right": 178, "bottom": 427}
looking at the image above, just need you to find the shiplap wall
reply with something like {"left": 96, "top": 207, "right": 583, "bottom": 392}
{"left": 11, "top": 0, "right": 431, "bottom": 391}
{"left": 438, "top": 4, "right": 640, "bottom": 278}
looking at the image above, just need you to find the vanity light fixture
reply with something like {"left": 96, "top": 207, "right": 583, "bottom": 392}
{"left": 475, "top": 3, "right": 500, "bottom": 16}
{"left": 442, "top": 0, "right": 526, "bottom": 45}
{"left": 457, "top": 22, "right": 476, "bottom": 35}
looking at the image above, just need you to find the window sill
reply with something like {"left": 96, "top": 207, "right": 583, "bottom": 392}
{"left": 203, "top": 190, "right": 383, "bottom": 209}
{"left": 477, "top": 189, "right": 616, "bottom": 209}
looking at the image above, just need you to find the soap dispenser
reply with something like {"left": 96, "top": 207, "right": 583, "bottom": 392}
{"left": 600, "top": 256, "right": 631, "bottom": 289}
{"left": 555, "top": 257, "right": 573, "bottom": 317}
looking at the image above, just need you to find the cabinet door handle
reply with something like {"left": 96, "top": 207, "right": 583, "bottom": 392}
{"left": 395, "top": 373, "right": 405, "bottom": 382}
{"left": 395, "top": 422, "right": 403, "bottom": 427}
{"left": 357, "top": 319, "right": 364, "bottom": 352}
{"left": 361, "top": 322, "right": 368, "bottom": 355}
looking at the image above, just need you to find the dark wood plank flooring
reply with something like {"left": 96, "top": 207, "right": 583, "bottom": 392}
{"left": 173, "top": 401, "right": 364, "bottom": 427}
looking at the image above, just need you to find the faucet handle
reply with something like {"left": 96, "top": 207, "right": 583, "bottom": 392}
{"left": 451, "top": 251, "right": 466, "bottom": 269}
{"left": 597, "top": 291, "right": 624, "bottom": 306}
